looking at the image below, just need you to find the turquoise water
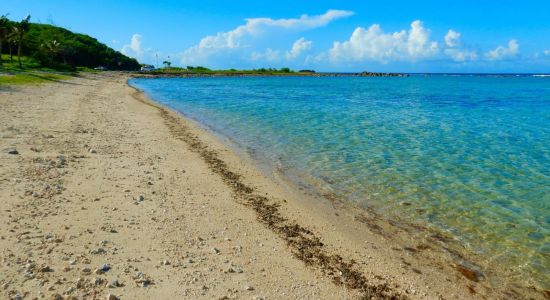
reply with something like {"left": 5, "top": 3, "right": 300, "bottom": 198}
{"left": 130, "top": 75, "right": 550, "bottom": 288}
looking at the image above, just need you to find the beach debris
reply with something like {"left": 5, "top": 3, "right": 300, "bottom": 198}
{"left": 452, "top": 263, "right": 482, "bottom": 282}
{"left": 90, "top": 247, "right": 107, "bottom": 255}
{"left": 39, "top": 265, "right": 54, "bottom": 272}
{"left": 108, "top": 279, "right": 123, "bottom": 288}
{"left": 226, "top": 265, "right": 243, "bottom": 274}
{"left": 138, "top": 195, "right": 145, "bottom": 202}
{"left": 245, "top": 285, "right": 255, "bottom": 291}
{"left": 89, "top": 148, "right": 97, "bottom": 153}
{"left": 57, "top": 155, "right": 67, "bottom": 166}
{"left": 133, "top": 271, "right": 153, "bottom": 287}
{"left": 99, "top": 264, "right": 111, "bottom": 273}
{"left": 51, "top": 294, "right": 63, "bottom": 300}
{"left": 7, "top": 148, "right": 19, "bottom": 155}
{"left": 94, "top": 277, "right": 106, "bottom": 286}
{"left": 212, "top": 247, "right": 220, "bottom": 254}
{"left": 10, "top": 294, "right": 22, "bottom": 300}
{"left": 106, "top": 294, "right": 119, "bottom": 300}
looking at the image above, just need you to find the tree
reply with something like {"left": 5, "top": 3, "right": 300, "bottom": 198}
{"left": 13, "top": 15, "right": 30, "bottom": 67}
{"left": 39, "top": 39, "right": 62, "bottom": 66}
{"left": 279, "top": 67, "right": 291, "bottom": 73}
{"left": 6, "top": 27, "right": 16, "bottom": 62}
{"left": 0, "top": 14, "right": 9, "bottom": 66}
{"left": 163, "top": 60, "right": 171, "bottom": 68}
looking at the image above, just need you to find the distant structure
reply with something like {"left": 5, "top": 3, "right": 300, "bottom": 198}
{"left": 140, "top": 65, "right": 156, "bottom": 71}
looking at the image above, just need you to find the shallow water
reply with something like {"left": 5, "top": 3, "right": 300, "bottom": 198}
{"left": 130, "top": 75, "right": 550, "bottom": 288}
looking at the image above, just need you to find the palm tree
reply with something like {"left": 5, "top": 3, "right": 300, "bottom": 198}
{"left": 0, "top": 15, "right": 9, "bottom": 66}
{"left": 7, "top": 30, "right": 16, "bottom": 62}
{"left": 13, "top": 15, "right": 30, "bottom": 68}
{"left": 41, "top": 39, "right": 62, "bottom": 65}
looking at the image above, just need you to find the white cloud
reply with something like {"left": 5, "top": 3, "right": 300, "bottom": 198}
{"left": 544, "top": 50, "right": 550, "bottom": 56}
{"left": 443, "top": 29, "right": 477, "bottom": 62}
{"left": 181, "top": 9, "right": 353, "bottom": 64}
{"left": 485, "top": 40, "right": 519, "bottom": 61}
{"left": 286, "top": 38, "right": 313, "bottom": 60}
{"left": 121, "top": 34, "right": 143, "bottom": 59}
{"left": 328, "top": 20, "right": 439, "bottom": 63}
{"left": 251, "top": 48, "right": 281, "bottom": 62}
{"left": 444, "top": 30, "right": 461, "bottom": 47}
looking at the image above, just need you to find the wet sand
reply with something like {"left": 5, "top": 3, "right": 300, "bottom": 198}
{"left": 0, "top": 72, "right": 544, "bottom": 299}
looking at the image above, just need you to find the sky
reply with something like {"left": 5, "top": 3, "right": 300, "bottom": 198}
{"left": 3, "top": 0, "right": 550, "bottom": 72}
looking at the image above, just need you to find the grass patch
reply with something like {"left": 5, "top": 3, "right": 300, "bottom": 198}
{"left": 0, "top": 72, "right": 72, "bottom": 85}
{"left": 0, "top": 55, "right": 77, "bottom": 86}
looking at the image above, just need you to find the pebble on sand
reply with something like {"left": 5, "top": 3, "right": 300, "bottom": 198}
{"left": 106, "top": 294, "right": 119, "bottom": 300}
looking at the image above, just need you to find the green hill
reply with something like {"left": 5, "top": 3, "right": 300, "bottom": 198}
{"left": 1, "top": 18, "right": 140, "bottom": 71}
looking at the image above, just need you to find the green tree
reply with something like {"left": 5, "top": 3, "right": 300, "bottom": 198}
{"left": 39, "top": 39, "right": 62, "bottom": 66}
{"left": 279, "top": 67, "right": 291, "bottom": 73}
{"left": 6, "top": 27, "right": 16, "bottom": 62}
{"left": 0, "top": 14, "right": 10, "bottom": 66}
{"left": 13, "top": 15, "right": 30, "bottom": 67}
{"left": 163, "top": 60, "right": 171, "bottom": 68}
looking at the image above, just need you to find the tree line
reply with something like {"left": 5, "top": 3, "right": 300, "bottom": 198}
{"left": 0, "top": 14, "right": 140, "bottom": 70}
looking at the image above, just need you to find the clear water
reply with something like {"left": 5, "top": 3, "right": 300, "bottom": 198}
{"left": 130, "top": 75, "right": 550, "bottom": 288}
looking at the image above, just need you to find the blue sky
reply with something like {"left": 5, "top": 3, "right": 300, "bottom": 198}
{"left": 4, "top": 0, "right": 550, "bottom": 72}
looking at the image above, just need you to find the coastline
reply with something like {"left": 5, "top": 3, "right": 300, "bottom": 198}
{"left": 130, "top": 71, "right": 407, "bottom": 79}
{"left": 0, "top": 72, "right": 545, "bottom": 299}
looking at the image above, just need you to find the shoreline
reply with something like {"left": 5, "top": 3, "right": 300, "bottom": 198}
{"left": 128, "top": 76, "right": 548, "bottom": 297}
{"left": 130, "top": 71, "right": 407, "bottom": 79}
{"left": 0, "top": 72, "right": 545, "bottom": 299}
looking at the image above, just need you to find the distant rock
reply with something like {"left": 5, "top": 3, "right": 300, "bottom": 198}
{"left": 7, "top": 149, "right": 19, "bottom": 155}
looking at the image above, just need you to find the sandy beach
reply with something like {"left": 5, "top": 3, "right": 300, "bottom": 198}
{"left": 0, "top": 72, "right": 544, "bottom": 299}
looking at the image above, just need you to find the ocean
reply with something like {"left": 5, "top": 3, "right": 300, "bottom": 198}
{"left": 130, "top": 74, "right": 550, "bottom": 288}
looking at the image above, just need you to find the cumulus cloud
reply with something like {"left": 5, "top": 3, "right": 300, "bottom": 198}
{"left": 444, "top": 30, "right": 461, "bottom": 47}
{"left": 121, "top": 34, "right": 144, "bottom": 59}
{"left": 443, "top": 29, "right": 477, "bottom": 62}
{"left": 328, "top": 20, "right": 439, "bottom": 63}
{"left": 181, "top": 9, "right": 353, "bottom": 64}
{"left": 485, "top": 40, "right": 519, "bottom": 61}
{"left": 544, "top": 50, "right": 550, "bottom": 56}
{"left": 285, "top": 38, "right": 313, "bottom": 60}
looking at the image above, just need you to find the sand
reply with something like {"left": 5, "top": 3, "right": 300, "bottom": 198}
{"left": 0, "top": 72, "right": 544, "bottom": 299}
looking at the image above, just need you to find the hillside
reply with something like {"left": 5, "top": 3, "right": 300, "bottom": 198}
{"left": 1, "top": 19, "right": 140, "bottom": 71}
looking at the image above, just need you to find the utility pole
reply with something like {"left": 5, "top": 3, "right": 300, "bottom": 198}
{"left": 156, "top": 53, "right": 159, "bottom": 69}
